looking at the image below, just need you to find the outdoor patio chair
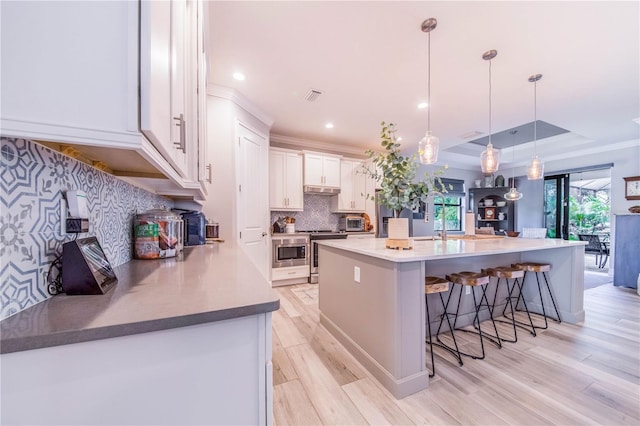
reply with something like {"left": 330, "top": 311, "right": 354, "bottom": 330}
{"left": 578, "top": 234, "right": 610, "bottom": 268}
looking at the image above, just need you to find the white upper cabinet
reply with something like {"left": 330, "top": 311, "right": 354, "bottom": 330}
{"left": 331, "top": 159, "right": 366, "bottom": 212}
{"left": 0, "top": 1, "right": 140, "bottom": 145}
{"left": 0, "top": 0, "right": 207, "bottom": 200}
{"left": 140, "top": 0, "right": 189, "bottom": 178}
{"left": 303, "top": 152, "right": 341, "bottom": 189}
{"left": 269, "top": 149, "right": 303, "bottom": 211}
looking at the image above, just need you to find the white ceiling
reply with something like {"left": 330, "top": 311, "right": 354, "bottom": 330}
{"left": 207, "top": 1, "right": 640, "bottom": 170}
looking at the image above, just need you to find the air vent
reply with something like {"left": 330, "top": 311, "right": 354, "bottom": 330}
{"left": 461, "top": 130, "right": 484, "bottom": 139}
{"left": 304, "top": 89, "right": 323, "bottom": 102}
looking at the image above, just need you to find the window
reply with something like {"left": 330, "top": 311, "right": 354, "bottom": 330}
{"left": 433, "top": 196, "right": 463, "bottom": 231}
{"left": 433, "top": 178, "right": 465, "bottom": 232}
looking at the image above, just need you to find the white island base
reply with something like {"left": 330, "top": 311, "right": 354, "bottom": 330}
{"left": 317, "top": 237, "right": 586, "bottom": 399}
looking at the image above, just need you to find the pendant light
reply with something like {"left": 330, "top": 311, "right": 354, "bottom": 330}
{"left": 480, "top": 50, "right": 501, "bottom": 174}
{"left": 504, "top": 146, "right": 523, "bottom": 201}
{"left": 418, "top": 18, "right": 439, "bottom": 165}
{"left": 527, "top": 73, "right": 544, "bottom": 180}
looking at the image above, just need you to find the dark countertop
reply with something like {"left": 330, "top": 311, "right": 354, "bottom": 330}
{"left": 0, "top": 244, "right": 280, "bottom": 354}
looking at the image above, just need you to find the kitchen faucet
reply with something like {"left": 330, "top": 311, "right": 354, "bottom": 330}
{"left": 431, "top": 191, "right": 447, "bottom": 241}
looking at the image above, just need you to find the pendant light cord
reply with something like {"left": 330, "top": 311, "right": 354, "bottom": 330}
{"left": 512, "top": 146, "right": 516, "bottom": 188}
{"left": 533, "top": 80, "right": 537, "bottom": 155}
{"left": 427, "top": 30, "right": 431, "bottom": 132}
{"left": 488, "top": 59, "right": 492, "bottom": 143}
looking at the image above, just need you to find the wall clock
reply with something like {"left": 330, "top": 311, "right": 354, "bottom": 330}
{"left": 624, "top": 176, "right": 640, "bottom": 200}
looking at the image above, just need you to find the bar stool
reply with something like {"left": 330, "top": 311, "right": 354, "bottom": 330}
{"left": 483, "top": 266, "right": 536, "bottom": 343}
{"left": 425, "top": 276, "right": 462, "bottom": 377}
{"left": 437, "top": 271, "right": 501, "bottom": 361}
{"left": 511, "top": 262, "right": 562, "bottom": 329}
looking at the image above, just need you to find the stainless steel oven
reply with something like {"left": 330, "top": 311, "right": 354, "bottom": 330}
{"left": 308, "top": 232, "right": 348, "bottom": 283}
{"left": 272, "top": 235, "right": 309, "bottom": 268}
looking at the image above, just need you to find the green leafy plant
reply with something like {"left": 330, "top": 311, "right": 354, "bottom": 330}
{"left": 362, "top": 122, "right": 448, "bottom": 217}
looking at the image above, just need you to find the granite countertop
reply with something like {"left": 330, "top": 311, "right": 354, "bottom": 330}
{"left": 318, "top": 237, "right": 587, "bottom": 263}
{"left": 0, "top": 245, "right": 280, "bottom": 354}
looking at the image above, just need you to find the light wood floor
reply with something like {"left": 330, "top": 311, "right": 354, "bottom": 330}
{"left": 272, "top": 283, "right": 640, "bottom": 425}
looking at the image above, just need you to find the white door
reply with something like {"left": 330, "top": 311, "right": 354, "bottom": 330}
{"left": 237, "top": 123, "right": 269, "bottom": 280}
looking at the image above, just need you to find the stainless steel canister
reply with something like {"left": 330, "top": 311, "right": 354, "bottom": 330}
{"left": 205, "top": 221, "right": 219, "bottom": 240}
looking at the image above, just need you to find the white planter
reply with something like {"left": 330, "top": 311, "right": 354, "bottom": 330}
{"left": 388, "top": 217, "right": 409, "bottom": 239}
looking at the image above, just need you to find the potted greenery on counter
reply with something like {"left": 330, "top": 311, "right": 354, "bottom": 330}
{"left": 363, "top": 122, "right": 448, "bottom": 246}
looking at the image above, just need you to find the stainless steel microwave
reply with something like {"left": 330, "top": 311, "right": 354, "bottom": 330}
{"left": 339, "top": 216, "right": 365, "bottom": 232}
{"left": 272, "top": 236, "right": 309, "bottom": 268}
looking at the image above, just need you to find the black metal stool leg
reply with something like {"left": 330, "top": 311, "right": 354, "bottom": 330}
{"left": 434, "top": 286, "right": 464, "bottom": 366}
{"left": 540, "top": 271, "right": 562, "bottom": 323}
{"left": 473, "top": 282, "right": 502, "bottom": 348}
{"left": 502, "top": 277, "right": 537, "bottom": 337}
{"left": 492, "top": 277, "right": 518, "bottom": 343}
{"left": 425, "top": 296, "right": 436, "bottom": 377}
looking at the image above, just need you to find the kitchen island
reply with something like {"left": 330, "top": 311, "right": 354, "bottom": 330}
{"left": 0, "top": 244, "right": 279, "bottom": 425}
{"left": 317, "top": 236, "right": 586, "bottom": 399}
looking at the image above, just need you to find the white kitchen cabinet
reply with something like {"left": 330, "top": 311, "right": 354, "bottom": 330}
{"left": 270, "top": 149, "right": 303, "bottom": 211}
{"left": 1, "top": 314, "right": 274, "bottom": 425}
{"left": 331, "top": 159, "right": 367, "bottom": 212}
{"left": 140, "top": 0, "right": 189, "bottom": 178}
{"left": 0, "top": 0, "right": 207, "bottom": 200}
{"left": 0, "top": 1, "right": 140, "bottom": 146}
{"left": 271, "top": 265, "right": 309, "bottom": 283}
{"left": 304, "top": 152, "right": 341, "bottom": 189}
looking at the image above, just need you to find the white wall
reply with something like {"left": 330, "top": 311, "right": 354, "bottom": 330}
{"left": 203, "top": 95, "right": 236, "bottom": 246}
{"left": 202, "top": 89, "right": 272, "bottom": 247}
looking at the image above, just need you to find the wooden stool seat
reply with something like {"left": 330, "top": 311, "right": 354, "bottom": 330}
{"left": 483, "top": 267, "right": 524, "bottom": 279}
{"left": 426, "top": 276, "right": 449, "bottom": 294}
{"left": 512, "top": 262, "right": 551, "bottom": 273}
{"left": 446, "top": 271, "right": 489, "bottom": 286}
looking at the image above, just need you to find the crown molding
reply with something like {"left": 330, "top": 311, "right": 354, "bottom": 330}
{"left": 269, "top": 133, "right": 369, "bottom": 159}
{"left": 206, "top": 84, "right": 274, "bottom": 127}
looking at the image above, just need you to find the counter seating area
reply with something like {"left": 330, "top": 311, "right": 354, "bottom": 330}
{"left": 317, "top": 236, "right": 586, "bottom": 399}
{"left": 425, "top": 261, "right": 562, "bottom": 376}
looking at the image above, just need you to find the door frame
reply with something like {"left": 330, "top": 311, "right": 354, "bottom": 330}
{"left": 544, "top": 173, "right": 570, "bottom": 240}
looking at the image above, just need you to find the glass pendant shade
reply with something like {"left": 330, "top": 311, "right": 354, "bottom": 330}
{"left": 527, "top": 155, "right": 544, "bottom": 180}
{"left": 504, "top": 187, "right": 523, "bottom": 201}
{"left": 419, "top": 131, "right": 439, "bottom": 164}
{"left": 480, "top": 142, "right": 501, "bottom": 174}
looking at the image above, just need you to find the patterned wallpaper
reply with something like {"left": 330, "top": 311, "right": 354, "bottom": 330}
{"left": 271, "top": 194, "right": 342, "bottom": 231}
{"left": 0, "top": 137, "right": 173, "bottom": 320}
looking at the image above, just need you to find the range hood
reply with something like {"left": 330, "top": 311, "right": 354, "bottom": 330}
{"left": 303, "top": 185, "right": 340, "bottom": 195}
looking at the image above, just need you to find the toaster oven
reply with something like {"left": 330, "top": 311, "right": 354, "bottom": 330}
{"left": 339, "top": 215, "right": 365, "bottom": 232}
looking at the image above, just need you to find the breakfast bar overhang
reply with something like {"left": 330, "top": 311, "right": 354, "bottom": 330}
{"left": 317, "top": 237, "right": 587, "bottom": 399}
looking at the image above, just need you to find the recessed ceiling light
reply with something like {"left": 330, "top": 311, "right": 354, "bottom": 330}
{"left": 233, "top": 72, "right": 246, "bottom": 81}
{"left": 325, "top": 123, "right": 334, "bottom": 129}
{"left": 397, "top": 137, "right": 403, "bottom": 142}
{"left": 417, "top": 102, "right": 428, "bottom": 109}
{"left": 633, "top": 117, "right": 640, "bottom": 125}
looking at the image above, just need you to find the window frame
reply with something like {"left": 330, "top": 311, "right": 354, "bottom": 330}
{"left": 433, "top": 195, "right": 463, "bottom": 232}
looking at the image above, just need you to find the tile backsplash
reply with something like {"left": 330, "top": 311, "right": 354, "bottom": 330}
{"left": 271, "top": 194, "right": 342, "bottom": 231}
{"left": 0, "top": 137, "right": 173, "bottom": 320}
